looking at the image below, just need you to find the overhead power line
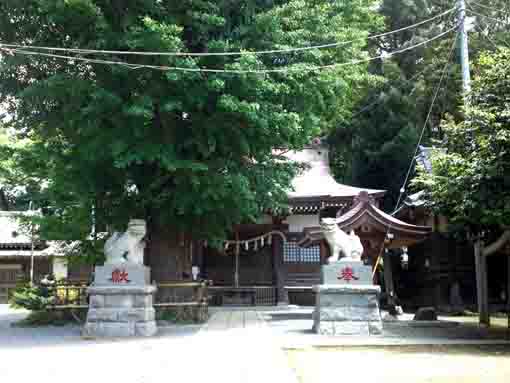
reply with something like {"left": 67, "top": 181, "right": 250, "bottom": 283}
{"left": 351, "top": 66, "right": 430, "bottom": 118}
{"left": 467, "top": 0, "right": 510, "bottom": 15}
{"left": 371, "top": 34, "right": 456, "bottom": 280}
{"left": 353, "top": 8, "right": 459, "bottom": 119}
{"left": 392, "top": 34, "right": 458, "bottom": 215}
{"left": 0, "top": 7, "right": 456, "bottom": 58}
{"left": 474, "top": 23, "right": 510, "bottom": 48}
{"left": 6, "top": 26, "right": 457, "bottom": 75}
{"left": 467, "top": 8, "right": 510, "bottom": 25}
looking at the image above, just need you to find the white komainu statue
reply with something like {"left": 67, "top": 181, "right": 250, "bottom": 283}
{"left": 320, "top": 218, "right": 364, "bottom": 263}
{"left": 104, "top": 219, "right": 147, "bottom": 265}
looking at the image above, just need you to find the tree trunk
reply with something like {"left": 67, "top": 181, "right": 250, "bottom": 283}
{"left": 475, "top": 240, "right": 490, "bottom": 327}
{"left": 484, "top": 230, "right": 510, "bottom": 257}
{"left": 507, "top": 255, "right": 510, "bottom": 333}
{"left": 273, "top": 234, "right": 288, "bottom": 305}
{"left": 145, "top": 222, "right": 191, "bottom": 283}
{"left": 0, "top": 188, "right": 9, "bottom": 211}
{"left": 383, "top": 250, "right": 395, "bottom": 305}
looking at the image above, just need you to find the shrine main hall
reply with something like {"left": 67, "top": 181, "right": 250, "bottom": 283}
{"left": 195, "top": 142, "right": 431, "bottom": 306}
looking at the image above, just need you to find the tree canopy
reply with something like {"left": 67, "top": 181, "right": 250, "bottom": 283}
{"left": 329, "top": 0, "right": 510, "bottom": 210}
{"left": 0, "top": 1, "right": 384, "bottom": 270}
{"left": 413, "top": 47, "right": 510, "bottom": 232}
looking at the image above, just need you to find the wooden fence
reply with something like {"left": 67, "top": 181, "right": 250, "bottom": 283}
{"left": 39, "top": 280, "right": 210, "bottom": 321}
{"left": 0, "top": 283, "right": 17, "bottom": 304}
{"left": 208, "top": 286, "right": 277, "bottom": 306}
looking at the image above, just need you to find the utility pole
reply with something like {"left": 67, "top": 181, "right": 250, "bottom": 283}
{"left": 458, "top": 0, "right": 489, "bottom": 327}
{"left": 458, "top": 0, "right": 472, "bottom": 99}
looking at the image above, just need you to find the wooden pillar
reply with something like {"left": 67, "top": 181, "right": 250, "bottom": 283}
{"left": 234, "top": 232, "right": 240, "bottom": 288}
{"left": 320, "top": 241, "right": 329, "bottom": 265}
{"left": 192, "top": 240, "right": 205, "bottom": 279}
{"left": 273, "top": 234, "right": 288, "bottom": 305}
{"left": 507, "top": 255, "right": 510, "bottom": 333}
{"left": 475, "top": 240, "right": 490, "bottom": 326}
{"left": 382, "top": 250, "right": 395, "bottom": 305}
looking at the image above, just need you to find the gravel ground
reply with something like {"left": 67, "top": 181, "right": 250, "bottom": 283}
{"left": 259, "top": 308, "right": 510, "bottom": 347}
{"left": 0, "top": 305, "right": 298, "bottom": 383}
{"left": 1, "top": 305, "right": 509, "bottom": 383}
{"left": 287, "top": 345, "right": 510, "bottom": 383}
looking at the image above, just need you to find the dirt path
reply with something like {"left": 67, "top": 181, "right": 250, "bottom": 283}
{"left": 287, "top": 345, "right": 510, "bottom": 383}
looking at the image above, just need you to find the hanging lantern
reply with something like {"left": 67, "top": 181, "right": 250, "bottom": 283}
{"left": 401, "top": 247, "right": 409, "bottom": 269}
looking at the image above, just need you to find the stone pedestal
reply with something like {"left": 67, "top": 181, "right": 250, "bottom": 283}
{"left": 83, "top": 264, "right": 158, "bottom": 337}
{"left": 313, "top": 261, "right": 382, "bottom": 336}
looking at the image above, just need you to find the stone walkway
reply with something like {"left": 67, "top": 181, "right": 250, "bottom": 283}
{"left": 0, "top": 305, "right": 298, "bottom": 383}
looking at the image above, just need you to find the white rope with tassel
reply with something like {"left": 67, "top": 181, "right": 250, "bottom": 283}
{"left": 203, "top": 230, "right": 286, "bottom": 254}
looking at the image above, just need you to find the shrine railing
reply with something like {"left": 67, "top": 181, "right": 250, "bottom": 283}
{"left": 46, "top": 281, "right": 90, "bottom": 309}
{"left": 153, "top": 280, "right": 210, "bottom": 322}
{"left": 32, "top": 280, "right": 210, "bottom": 318}
{"left": 208, "top": 285, "right": 277, "bottom": 306}
{"left": 154, "top": 280, "right": 209, "bottom": 307}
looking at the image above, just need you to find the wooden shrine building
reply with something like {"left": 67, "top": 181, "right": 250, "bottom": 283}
{"left": 197, "top": 142, "right": 432, "bottom": 306}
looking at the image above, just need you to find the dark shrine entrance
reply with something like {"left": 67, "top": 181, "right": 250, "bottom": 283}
{"left": 201, "top": 225, "right": 284, "bottom": 306}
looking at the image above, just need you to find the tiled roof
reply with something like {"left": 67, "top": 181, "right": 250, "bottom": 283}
{"left": 335, "top": 192, "right": 431, "bottom": 235}
{"left": 0, "top": 211, "right": 62, "bottom": 257}
{"left": 298, "top": 191, "right": 431, "bottom": 249}
{"left": 283, "top": 148, "right": 385, "bottom": 199}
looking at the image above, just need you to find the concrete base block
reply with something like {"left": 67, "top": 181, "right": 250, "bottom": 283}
{"left": 83, "top": 322, "right": 136, "bottom": 337}
{"left": 135, "top": 321, "right": 158, "bottom": 337}
{"left": 368, "top": 321, "right": 383, "bottom": 335}
{"left": 313, "top": 321, "right": 370, "bottom": 336}
{"left": 315, "top": 306, "right": 382, "bottom": 322}
{"left": 82, "top": 320, "right": 158, "bottom": 338}
{"left": 83, "top": 264, "right": 158, "bottom": 338}
{"left": 312, "top": 277, "right": 382, "bottom": 337}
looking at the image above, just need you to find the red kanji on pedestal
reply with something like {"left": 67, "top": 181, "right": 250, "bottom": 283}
{"left": 110, "top": 268, "right": 130, "bottom": 283}
{"left": 337, "top": 266, "right": 359, "bottom": 283}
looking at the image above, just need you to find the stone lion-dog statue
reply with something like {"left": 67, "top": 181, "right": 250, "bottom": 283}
{"left": 320, "top": 218, "right": 364, "bottom": 263}
{"left": 104, "top": 219, "right": 146, "bottom": 265}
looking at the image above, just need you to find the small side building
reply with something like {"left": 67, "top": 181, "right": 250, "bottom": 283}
{"left": 0, "top": 211, "right": 69, "bottom": 303}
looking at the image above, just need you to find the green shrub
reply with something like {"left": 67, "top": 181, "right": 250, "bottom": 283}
{"left": 12, "top": 309, "right": 86, "bottom": 327}
{"left": 9, "top": 284, "right": 56, "bottom": 311}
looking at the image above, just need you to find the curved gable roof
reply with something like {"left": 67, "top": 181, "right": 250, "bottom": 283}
{"left": 298, "top": 192, "right": 431, "bottom": 249}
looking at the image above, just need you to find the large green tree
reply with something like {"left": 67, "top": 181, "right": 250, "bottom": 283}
{"left": 0, "top": 0, "right": 382, "bottom": 276}
{"left": 413, "top": 47, "right": 510, "bottom": 238}
{"left": 0, "top": 123, "right": 46, "bottom": 211}
{"left": 329, "top": 0, "right": 510, "bottom": 210}
{"left": 329, "top": 0, "right": 458, "bottom": 208}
